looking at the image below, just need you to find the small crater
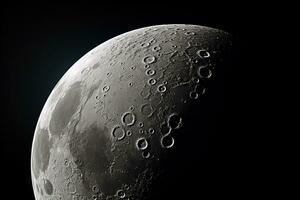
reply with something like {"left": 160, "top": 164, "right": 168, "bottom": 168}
{"left": 161, "top": 135, "right": 175, "bottom": 149}
{"left": 152, "top": 46, "right": 162, "bottom": 51}
{"left": 145, "top": 68, "right": 156, "bottom": 76}
{"left": 157, "top": 84, "right": 167, "bottom": 93}
{"left": 121, "top": 112, "right": 136, "bottom": 126}
{"left": 141, "top": 42, "right": 150, "bottom": 47}
{"left": 197, "top": 49, "right": 210, "bottom": 58}
{"left": 126, "top": 130, "right": 132, "bottom": 136}
{"left": 138, "top": 122, "right": 144, "bottom": 128}
{"left": 185, "top": 31, "right": 196, "bottom": 35}
{"left": 129, "top": 105, "right": 134, "bottom": 111}
{"left": 130, "top": 66, "right": 136, "bottom": 70}
{"left": 167, "top": 113, "right": 182, "bottom": 129}
{"left": 142, "top": 55, "right": 156, "bottom": 64}
{"left": 141, "top": 103, "right": 154, "bottom": 117}
{"left": 116, "top": 189, "right": 126, "bottom": 198}
{"left": 148, "top": 128, "right": 155, "bottom": 134}
{"left": 92, "top": 185, "right": 99, "bottom": 193}
{"left": 197, "top": 66, "right": 212, "bottom": 79}
{"left": 112, "top": 126, "right": 125, "bottom": 141}
{"left": 64, "top": 159, "right": 69, "bottom": 166}
{"left": 142, "top": 151, "right": 151, "bottom": 159}
{"left": 189, "top": 91, "right": 199, "bottom": 100}
{"left": 148, "top": 78, "right": 157, "bottom": 86}
{"left": 136, "top": 138, "right": 148, "bottom": 150}
{"left": 102, "top": 85, "right": 110, "bottom": 92}
{"left": 149, "top": 38, "right": 156, "bottom": 44}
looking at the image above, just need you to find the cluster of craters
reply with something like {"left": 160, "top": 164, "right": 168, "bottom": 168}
{"left": 31, "top": 24, "right": 232, "bottom": 200}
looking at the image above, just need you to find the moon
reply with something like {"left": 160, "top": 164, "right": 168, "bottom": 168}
{"left": 31, "top": 24, "right": 232, "bottom": 200}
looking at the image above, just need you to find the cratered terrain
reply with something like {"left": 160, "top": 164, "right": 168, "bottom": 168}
{"left": 31, "top": 24, "right": 233, "bottom": 200}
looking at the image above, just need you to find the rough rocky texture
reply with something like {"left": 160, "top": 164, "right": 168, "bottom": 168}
{"left": 31, "top": 24, "right": 232, "bottom": 200}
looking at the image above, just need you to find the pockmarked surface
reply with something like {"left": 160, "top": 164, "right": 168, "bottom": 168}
{"left": 31, "top": 24, "right": 232, "bottom": 200}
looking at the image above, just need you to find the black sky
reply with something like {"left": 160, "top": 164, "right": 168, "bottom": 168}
{"left": 1, "top": 2, "right": 271, "bottom": 199}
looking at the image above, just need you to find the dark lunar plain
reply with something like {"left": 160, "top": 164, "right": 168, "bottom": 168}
{"left": 1, "top": 2, "right": 277, "bottom": 199}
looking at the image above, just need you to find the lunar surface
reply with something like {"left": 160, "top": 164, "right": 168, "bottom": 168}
{"left": 31, "top": 24, "right": 232, "bottom": 200}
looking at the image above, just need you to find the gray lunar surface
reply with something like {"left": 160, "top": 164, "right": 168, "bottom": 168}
{"left": 31, "top": 24, "right": 232, "bottom": 200}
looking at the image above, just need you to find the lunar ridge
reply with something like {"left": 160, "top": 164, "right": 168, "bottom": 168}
{"left": 31, "top": 24, "right": 232, "bottom": 200}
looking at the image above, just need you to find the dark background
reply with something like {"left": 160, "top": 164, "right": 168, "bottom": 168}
{"left": 1, "top": 2, "right": 273, "bottom": 199}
